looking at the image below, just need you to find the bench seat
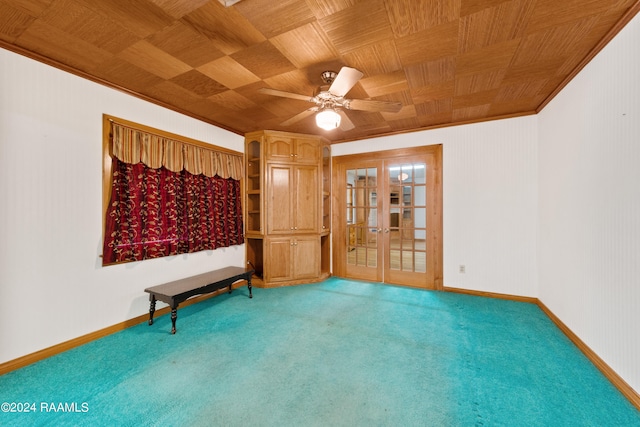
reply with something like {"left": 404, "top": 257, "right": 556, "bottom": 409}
{"left": 144, "top": 266, "right": 254, "bottom": 334}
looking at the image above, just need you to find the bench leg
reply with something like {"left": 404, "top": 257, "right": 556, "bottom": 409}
{"left": 148, "top": 295, "right": 156, "bottom": 325}
{"left": 170, "top": 307, "right": 177, "bottom": 334}
{"left": 248, "top": 277, "right": 253, "bottom": 299}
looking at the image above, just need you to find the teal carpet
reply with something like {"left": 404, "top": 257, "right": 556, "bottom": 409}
{"left": 1, "top": 278, "right": 639, "bottom": 426}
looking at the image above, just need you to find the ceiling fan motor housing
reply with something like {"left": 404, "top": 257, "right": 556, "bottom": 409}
{"left": 321, "top": 70, "right": 338, "bottom": 84}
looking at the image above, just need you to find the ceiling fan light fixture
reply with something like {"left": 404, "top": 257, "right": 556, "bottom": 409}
{"left": 315, "top": 109, "right": 341, "bottom": 131}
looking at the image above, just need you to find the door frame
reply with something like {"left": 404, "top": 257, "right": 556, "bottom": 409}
{"left": 332, "top": 145, "right": 443, "bottom": 290}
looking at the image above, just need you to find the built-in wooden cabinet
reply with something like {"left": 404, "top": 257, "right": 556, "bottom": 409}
{"left": 264, "top": 235, "right": 320, "bottom": 283}
{"left": 244, "top": 130, "right": 330, "bottom": 287}
{"left": 266, "top": 163, "right": 318, "bottom": 234}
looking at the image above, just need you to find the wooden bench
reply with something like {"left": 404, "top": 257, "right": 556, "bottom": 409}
{"left": 144, "top": 266, "right": 254, "bottom": 334}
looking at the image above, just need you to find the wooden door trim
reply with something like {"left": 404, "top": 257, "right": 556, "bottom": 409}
{"left": 332, "top": 145, "right": 443, "bottom": 289}
{"left": 332, "top": 145, "right": 442, "bottom": 163}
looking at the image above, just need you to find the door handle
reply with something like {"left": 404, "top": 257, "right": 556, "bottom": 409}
{"left": 384, "top": 228, "right": 390, "bottom": 233}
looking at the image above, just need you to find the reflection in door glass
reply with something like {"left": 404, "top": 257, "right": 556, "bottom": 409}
{"left": 402, "top": 250, "right": 414, "bottom": 271}
{"left": 414, "top": 186, "right": 426, "bottom": 206}
{"left": 390, "top": 249, "right": 400, "bottom": 270}
{"left": 415, "top": 252, "right": 426, "bottom": 273}
{"left": 414, "top": 164, "right": 426, "bottom": 184}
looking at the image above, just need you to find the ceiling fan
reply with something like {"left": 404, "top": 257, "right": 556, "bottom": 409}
{"left": 258, "top": 67, "right": 402, "bottom": 131}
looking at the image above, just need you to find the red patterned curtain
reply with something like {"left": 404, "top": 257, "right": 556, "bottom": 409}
{"left": 103, "top": 158, "right": 243, "bottom": 265}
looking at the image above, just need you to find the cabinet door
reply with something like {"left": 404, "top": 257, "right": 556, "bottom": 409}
{"left": 294, "top": 165, "right": 319, "bottom": 233}
{"left": 267, "top": 164, "right": 293, "bottom": 234}
{"left": 265, "top": 236, "right": 319, "bottom": 282}
{"left": 295, "top": 138, "right": 320, "bottom": 164}
{"left": 266, "top": 136, "right": 294, "bottom": 162}
{"left": 265, "top": 237, "right": 293, "bottom": 282}
{"left": 265, "top": 135, "right": 319, "bottom": 163}
{"left": 294, "top": 236, "right": 320, "bottom": 279}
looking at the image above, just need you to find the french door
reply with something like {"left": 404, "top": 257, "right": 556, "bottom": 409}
{"left": 332, "top": 146, "right": 442, "bottom": 289}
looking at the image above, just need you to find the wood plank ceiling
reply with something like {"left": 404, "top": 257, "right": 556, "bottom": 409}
{"left": 1, "top": 0, "right": 638, "bottom": 143}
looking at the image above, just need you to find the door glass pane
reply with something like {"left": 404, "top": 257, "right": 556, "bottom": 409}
{"left": 400, "top": 164, "right": 413, "bottom": 183}
{"left": 369, "top": 207, "right": 377, "bottom": 227}
{"left": 355, "top": 247, "right": 367, "bottom": 265}
{"left": 415, "top": 252, "right": 427, "bottom": 273}
{"left": 402, "top": 207, "right": 412, "bottom": 220}
{"left": 367, "top": 247, "right": 377, "bottom": 267}
{"left": 390, "top": 249, "right": 400, "bottom": 270}
{"left": 388, "top": 166, "right": 397, "bottom": 180}
{"left": 402, "top": 186, "right": 412, "bottom": 205}
{"left": 414, "top": 186, "right": 425, "bottom": 206}
{"left": 414, "top": 164, "right": 426, "bottom": 184}
{"left": 402, "top": 250, "right": 413, "bottom": 271}
{"left": 389, "top": 210, "right": 399, "bottom": 229}
{"left": 354, "top": 207, "right": 366, "bottom": 227}
{"left": 390, "top": 236, "right": 400, "bottom": 249}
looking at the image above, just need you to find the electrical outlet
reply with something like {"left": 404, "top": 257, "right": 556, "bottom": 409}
{"left": 459, "top": 265, "right": 465, "bottom": 274}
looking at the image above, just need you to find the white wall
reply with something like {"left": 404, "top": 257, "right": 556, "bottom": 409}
{"left": 538, "top": 14, "right": 640, "bottom": 393}
{"left": 0, "top": 49, "right": 244, "bottom": 364}
{"left": 332, "top": 116, "right": 539, "bottom": 298}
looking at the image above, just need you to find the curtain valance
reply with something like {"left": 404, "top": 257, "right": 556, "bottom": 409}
{"left": 110, "top": 121, "right": 243, "bottom": 180}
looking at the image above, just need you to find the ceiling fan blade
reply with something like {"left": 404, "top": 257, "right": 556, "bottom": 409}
{"left": 328, "top": 67, "right": 364, "bottom": 97}
{"left": 347, "top": 98, "right": 402, "bottom": 113}
{"left": 258, "top": 87, "right": 314, "bottom": 103}
{"left": 280, "top": 108, "right": 317, "bottom": 126}
{"left": 338, "top": 110, "right": 355, "bottom": 131}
